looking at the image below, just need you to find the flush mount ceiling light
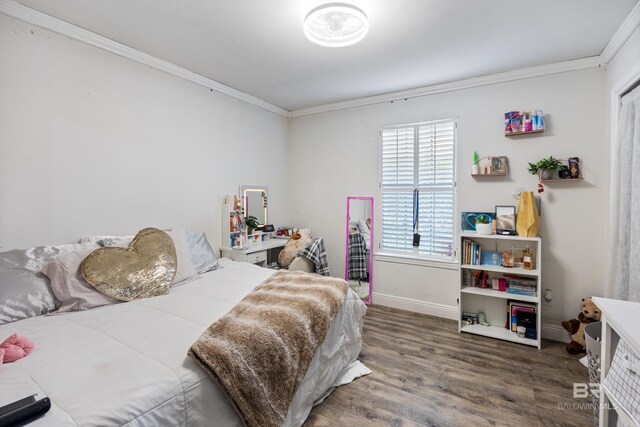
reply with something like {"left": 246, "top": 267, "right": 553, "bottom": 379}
{"left": 304, "top": 3, "right": 369, "bottom": 47}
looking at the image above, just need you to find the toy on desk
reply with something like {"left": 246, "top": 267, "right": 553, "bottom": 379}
{"left": 561, "top": 297, "right": 601, "bottom": 355}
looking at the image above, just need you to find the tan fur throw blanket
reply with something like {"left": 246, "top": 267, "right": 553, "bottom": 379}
{"left": 188, "top": 270, "right": 348, "bottom": 427}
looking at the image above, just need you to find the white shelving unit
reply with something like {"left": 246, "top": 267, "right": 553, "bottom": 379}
{"left": 459, "top": 231, "right": 542, "bottom": 348}
{"left": 221, "top": 203, "right": 247, "bottom": 250}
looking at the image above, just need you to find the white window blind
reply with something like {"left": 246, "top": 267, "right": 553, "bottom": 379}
{"left": 380, "top": 120, "right": 456, "bottom": 261}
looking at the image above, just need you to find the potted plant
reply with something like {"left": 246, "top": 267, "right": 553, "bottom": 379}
{"left": 475, "top": 216, "right": 493, "bottom": 235}
{"left": 245, "top": 215, "right": 259, "bottom": 235}
{"left": 528, "top": 156, "right": 563, "bottom": 180}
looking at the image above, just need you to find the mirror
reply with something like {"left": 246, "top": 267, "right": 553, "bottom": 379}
{"left": 240, "top": 185, "right": 268, "bottom": 226}
{"left": 345, "top": 196, "right": 373, "bottom": 305}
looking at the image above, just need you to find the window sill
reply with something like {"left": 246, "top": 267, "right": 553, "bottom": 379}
{"left": 374, "top": 252, "right": 459, "bottom": 270}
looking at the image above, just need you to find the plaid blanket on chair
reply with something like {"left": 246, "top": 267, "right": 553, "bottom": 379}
{"left": 348, "top": 232, "right": 369, "bottom": 280}
{"left": 299, "top": 237, "right": 330, "bottom": 276}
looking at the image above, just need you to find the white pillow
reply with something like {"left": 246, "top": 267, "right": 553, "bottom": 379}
{"left": 79, "top": 235, "right": 132, "bottom": 244}
{"left": 165, "top": 229, "right": 198, "bottom": 286}
{"left": 186, "top": 232, "right": 220, "bottom": 274}
{"left": 42, "top": 245, "right": 121, "bottom": 312}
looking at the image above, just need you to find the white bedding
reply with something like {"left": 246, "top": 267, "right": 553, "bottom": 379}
{"left": 0, "top": 258, "right": 367, "bottom": 426}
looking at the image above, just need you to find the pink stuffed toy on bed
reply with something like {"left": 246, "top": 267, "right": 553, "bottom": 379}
{"left": 0, "top": 334, "right": 34, "bottom": 363}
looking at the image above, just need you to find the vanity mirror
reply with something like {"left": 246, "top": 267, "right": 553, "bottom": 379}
{"left": 239, "top": 185, "right": 268, "bottom": 227}
{"left": 345, "top": 196, "right": 373, "bottom": 305}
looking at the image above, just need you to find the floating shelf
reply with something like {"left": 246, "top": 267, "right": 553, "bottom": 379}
{"left": 505, "top": 129, "right": 544, "bottom": 137}
{"left": 540, "top": 177, "right": 584, "bottom": 183}
{"left": 472, "top": 155, "right": 508, "bottom": 177}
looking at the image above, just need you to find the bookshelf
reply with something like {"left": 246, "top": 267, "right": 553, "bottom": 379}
{"left": 459, "top": 232, "right": 542, "bottom": 348}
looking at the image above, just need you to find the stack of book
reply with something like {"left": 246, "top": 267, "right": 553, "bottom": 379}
{"left": 507, "top": 277, "right": 537, "bottom": 297}
{"left": 462, "top": 239, "right": 481, "bottom": 265}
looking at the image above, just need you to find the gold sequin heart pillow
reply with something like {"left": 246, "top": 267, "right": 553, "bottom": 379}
{"left": 81, "top": 228, "right": 177, "bottom": 301}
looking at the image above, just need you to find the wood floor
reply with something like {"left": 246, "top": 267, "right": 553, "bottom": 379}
{"left": 305, "top": 305, "right": 594, "bottom": 427}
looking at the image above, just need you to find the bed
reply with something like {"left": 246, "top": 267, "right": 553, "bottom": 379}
{"left": 0, "top": 258, "right": 367, "bottom": 426}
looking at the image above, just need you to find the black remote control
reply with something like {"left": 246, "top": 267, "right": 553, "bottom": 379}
{"left": 0, "top": 397, "right": 51, "bottom": 427}
{"left": 0, "top": 395, "right": 36, "bottom": 417}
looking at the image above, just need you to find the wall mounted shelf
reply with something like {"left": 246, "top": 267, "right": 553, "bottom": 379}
{"left": 471, "top": 155, "right": 508, "bottom": 177}
{"left": 540, "top": 177, "right": 584, "bottom": 183}
{"left": 505, "top": 129, "right": 544, "bottom": 137}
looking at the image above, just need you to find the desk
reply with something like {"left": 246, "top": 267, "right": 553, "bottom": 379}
{"left": 220, "top": 239, "right": 287, "bottom": 267}
{"left": 593, "top": 297, "right": 640, "bottom": 426}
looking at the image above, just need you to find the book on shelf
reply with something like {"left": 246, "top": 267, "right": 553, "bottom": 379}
{"left": 506, "top": 277, "right": 537, "bottom": 296}
{"left": 506, "top": 289, "right": 537, "bottom": 297}
{"left": 462, "top": 239, "right": 482, "bottom": 265}
{"left": 509, "top": 301, "right": 536, "bottom": 332}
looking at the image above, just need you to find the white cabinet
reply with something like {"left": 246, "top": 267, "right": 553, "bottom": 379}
{"left": 220, "top": 240, "right": 285, "bottom": 267}
{"left": 593, "top": 297, "right": 640, "bottom": 426}
{"left": 458, "top": 232, "right": 542, "bottom": 348}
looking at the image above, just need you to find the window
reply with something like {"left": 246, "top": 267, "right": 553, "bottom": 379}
{"left": 380, "top": 119, "right": 456, "bottom": 262}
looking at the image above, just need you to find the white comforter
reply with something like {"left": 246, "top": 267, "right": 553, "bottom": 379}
{"left": 0, "top": 259, "right": 366, "bottom": 426}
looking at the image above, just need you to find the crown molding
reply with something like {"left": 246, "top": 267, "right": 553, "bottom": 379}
{"left": 1, "top": 0, "right": 633, "bottom": 119}
{"left": 0, "top": 0, "right": 289, "bottom": 117}
{"left": 289, "top": 57, "right": 601, "bottom": 117}
{"left": 600, "top": 1, "right": 640, "bottom": 66}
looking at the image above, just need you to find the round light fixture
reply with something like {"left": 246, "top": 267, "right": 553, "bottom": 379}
{"left": 304, "top": 3, "right": 369, "bottom": 47}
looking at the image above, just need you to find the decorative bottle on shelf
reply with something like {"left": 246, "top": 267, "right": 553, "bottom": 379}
{"left": 472, "top": 151, "right": 479, "bottom": 175}
{"left": 523, "top": 246, "right": 535, "bottom": 270}
{"left": 568, "top": 157, "right": 580, "bottom": 179}
{"left": 537, "top": 110, "right": 544, "bottom": 130}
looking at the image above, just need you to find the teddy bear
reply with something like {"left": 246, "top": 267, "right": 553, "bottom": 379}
{"left": 0, "top": 334, "right": 34, "bottom": 364}
{"left": 278, "top": 230, "right": 312, "bottom": 269}
{"left": 561, "top": 297, "right": 601, "bottom": 355}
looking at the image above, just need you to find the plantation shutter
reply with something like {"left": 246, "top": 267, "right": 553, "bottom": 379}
{"left": 381, "top": 120, "right": 456, "bottom": 261}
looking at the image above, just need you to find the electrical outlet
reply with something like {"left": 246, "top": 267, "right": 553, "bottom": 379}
{"left": 543, "top": 289, "right": 553, "bottom": 305}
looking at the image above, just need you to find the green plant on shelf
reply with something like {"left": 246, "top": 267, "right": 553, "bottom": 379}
{"left": 245, "top": 215, "right": 260, "bottom": 232}
{"left": 528, "top": 156, "right": 563, "bottom": 175}
{"left": 476, "top": 216, "right": 490, "bottom": 224}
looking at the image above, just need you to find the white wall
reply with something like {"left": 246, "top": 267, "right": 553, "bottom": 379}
{"left": 0, "top": 15, "right": 289, "bottom": 249}
{"left": 606, "top": 25, "right": 640, "bottom": 95}
{"left": 289, "top": 68, "right": 608, "bottom": 326}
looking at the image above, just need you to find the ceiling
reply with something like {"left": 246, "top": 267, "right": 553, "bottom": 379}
{"left": 15, "top": 0, "right": 638, "bottom": 111}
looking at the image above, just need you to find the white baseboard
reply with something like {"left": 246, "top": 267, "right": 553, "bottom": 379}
{"left": 372, "top": 292, "right": 570, "bottom": 343}
{"left": 542, "top": 323, "right": 571, "bottom": 343}
{"left": 372, "top": 292, "right": 459, "bottom": 320}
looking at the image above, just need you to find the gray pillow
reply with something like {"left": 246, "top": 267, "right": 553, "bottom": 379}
{"left": 186, "top": 232, "right": 220, "bottom": 274}
{"left": 0, "top": 243, "right": 99, "bottom": 324}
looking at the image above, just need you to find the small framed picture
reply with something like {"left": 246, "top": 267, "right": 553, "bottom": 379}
{"left": 460, "top": 212, "right": 496, "bottom": 231}
{"left": 490, "top": 157, "right": 507, "bottom": 175}
{"left": 495, "top": 205, "right": 516, "bottom": 234}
